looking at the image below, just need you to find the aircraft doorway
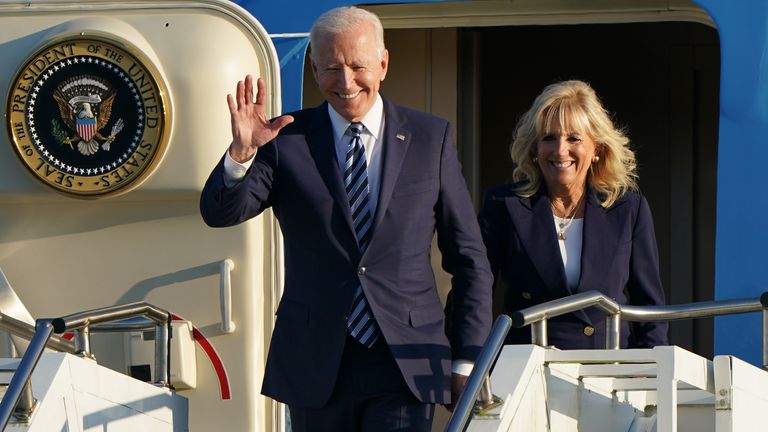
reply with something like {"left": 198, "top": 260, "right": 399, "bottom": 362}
{"left": 465, "top": 22, "right": 720, "bottom": 357}
{"left": 304, "top": 19, "right": 720, "bottom": 358}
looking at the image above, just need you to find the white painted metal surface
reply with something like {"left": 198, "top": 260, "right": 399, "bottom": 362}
{"left": 468, "top": 345, "right": 768, "bottom": 432}
{"left": 713, "top": 356, "right": 768, "bottom": 431}
{"left": 2, "top": 352, "right": 187, "bottom": 431}
{"left": 0, "top": 1, "right": 282, "bottom": 430}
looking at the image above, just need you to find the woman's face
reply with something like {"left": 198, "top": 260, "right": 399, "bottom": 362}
{"left": 535, "top": 120, "right": 597, "bottom": 195}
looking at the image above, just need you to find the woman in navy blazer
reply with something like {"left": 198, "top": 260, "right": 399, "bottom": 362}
{"left": 479, "top": 80, "right": 668, "bottom": 349}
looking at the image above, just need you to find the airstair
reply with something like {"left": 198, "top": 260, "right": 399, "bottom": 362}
{"left": 449, "top": 291, "right": 768, "bottom": 432}
{"left": 0, "top": 352, "right": 187, "bottom": 431}
{"left": 1, "top": 275, "right": 768, "bottom": 431}
{"left": 0, "top": 271, "right": 187, "bottom": 431}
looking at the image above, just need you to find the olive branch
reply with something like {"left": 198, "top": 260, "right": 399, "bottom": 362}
{"left": 51, "top": 119, "right": 68, "bottom": 144}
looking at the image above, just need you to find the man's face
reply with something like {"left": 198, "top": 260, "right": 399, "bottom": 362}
{"left": 311, "top": 22, "right": 388, "bottom": 122}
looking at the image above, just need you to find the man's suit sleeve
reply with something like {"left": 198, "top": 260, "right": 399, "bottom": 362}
{"left": 433, "top": 122, "right": 493, "bottom": 361}
{"left": 627, "top": 195, "right": 669, "bottom": 347}
{"left": 200, "top": 141, "right": 278, "bottom": 228}
{"left": 478, "top": 188, "right": 506, "bottom": 283}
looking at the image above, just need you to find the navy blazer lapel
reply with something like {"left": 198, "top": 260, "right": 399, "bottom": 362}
{"left": 372, "top": 99, "right": 411, "bottom": 234}
{"left": 511, "top": 190, "right": 570, "bottom": 298}
{"left": 306, "top": 103, "right": 356, "bottom": 235}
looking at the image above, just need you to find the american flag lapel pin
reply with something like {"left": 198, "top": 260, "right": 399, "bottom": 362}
{"left": 396, "top": 133, "right": 405, "bottom": 141}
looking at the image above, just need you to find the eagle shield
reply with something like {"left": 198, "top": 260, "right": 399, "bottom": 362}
{"left": 76, "top": 117, "right": 97, "bottom": 142}
{"left": 52, "top": 75, "right": 123, "bottom": 155}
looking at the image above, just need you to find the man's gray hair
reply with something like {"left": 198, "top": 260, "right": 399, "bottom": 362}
{"left": 310, "top": 6, "right": 386, "bottom": 59}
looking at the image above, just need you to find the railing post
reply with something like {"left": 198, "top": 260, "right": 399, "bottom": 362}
{"left": 762, "top": 307, "right": 768, "bottom": 370}
{"left": 13, "top": 380, "right": 36, "bottom": 421}
{"left": 473, "top": 376, "right": 502, "bottom": 416}
{"left": 74, "top": 326, "right": 92, "bottom": 359}
{"left": 606, "top": 313, "right": 621, "bottom": 350}
{"left": 531, "top": 318, "right": 548, "bottom": 347}
{"left": 477, "top": 376, "right": 493, "bottom": 404}
{"left": 155, "top": 321, "right": 169, "bottom": 386}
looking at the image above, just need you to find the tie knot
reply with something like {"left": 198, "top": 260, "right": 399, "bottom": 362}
{"left": 348, "top": 122, "right": 364, "bottom": 137}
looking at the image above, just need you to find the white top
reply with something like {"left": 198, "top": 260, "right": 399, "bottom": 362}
{"left": 554, "top": 216, "right": 583, "bottom": 290}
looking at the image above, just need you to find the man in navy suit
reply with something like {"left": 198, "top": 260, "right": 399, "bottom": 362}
{"left": 200, "top": 6, "right": 492, "bottom": 431}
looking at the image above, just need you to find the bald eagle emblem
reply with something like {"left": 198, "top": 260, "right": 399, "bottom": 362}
{"left": 52, "top": 75, "right": 125, "bottom": 156}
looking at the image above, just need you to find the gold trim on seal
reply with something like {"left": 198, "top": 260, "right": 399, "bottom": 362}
{"left": 6, "top": 36, "right": 168, "bottom": 198}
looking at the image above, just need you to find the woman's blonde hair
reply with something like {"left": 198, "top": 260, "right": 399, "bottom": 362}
{"left": 510, "top": 80, "right": 637, "bottom": 207}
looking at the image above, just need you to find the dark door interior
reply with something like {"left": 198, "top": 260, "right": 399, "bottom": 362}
{"left": 464, "top": 22, "right": 720, "bottom": 357}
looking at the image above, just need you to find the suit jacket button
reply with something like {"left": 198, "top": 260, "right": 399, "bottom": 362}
{"left": 358, "top": 267, "right": 367, "bottom": 275}
{"left": 583, "top": 326, "right": 595, "bottom": 336}
{"left": 521, "top": 291, "right": 532, "bottom": 300}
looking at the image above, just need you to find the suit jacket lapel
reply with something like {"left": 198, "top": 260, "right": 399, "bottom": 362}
{"left": 511, "top": 190, "right": 571, "bottom": 298}
{"left": 371, "top": 99, "right": 411, "bottom": 235}
{"left": 306, "top": 103, "right": 356, "bottom": 236}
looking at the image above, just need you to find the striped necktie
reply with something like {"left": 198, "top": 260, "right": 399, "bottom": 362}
{"left": 344, "top": 122, "right": 380, "bottom": 348}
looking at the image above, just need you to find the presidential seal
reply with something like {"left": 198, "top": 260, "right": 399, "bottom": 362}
{"left": 6, "top": 37, "right": 169, "bottom": 197}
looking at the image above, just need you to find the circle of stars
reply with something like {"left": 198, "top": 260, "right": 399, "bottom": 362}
{"left": 26, "top": 55, "right": 145, "bottom": 176}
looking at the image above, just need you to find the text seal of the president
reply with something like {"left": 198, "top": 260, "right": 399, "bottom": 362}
{"left": 6, "top": 37, "right": 168, "bottom": 198}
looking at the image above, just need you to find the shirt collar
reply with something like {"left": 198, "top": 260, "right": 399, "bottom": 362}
{"left": 327, "top": 93, "right": 384, "bottom": 143}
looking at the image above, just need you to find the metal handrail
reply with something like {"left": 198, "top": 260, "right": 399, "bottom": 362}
{"left": 0, "top": 302, "right": 172, "bottom": 430}
{"left": 219, "top": 258, "right": 236, "bottom": 334}
{"left": 0, "top": 319, "right": 53, "bottom": 429}
{"left": 510, "top": 291, "right": 623, "bottom": 349}
{"left": 0, "top": 311, "right": 75, "bottom": 354}
{"left": 512, "top": 290, "right": 768, "bottom": 368}
{"left": 88, "top": 316, "right": 161, "bottom": 332}
{"left": 510, "top": 291, "right": 621, "bottom": 326}
{"left": 444, "top": 292, "right": 768, "bottom": 431}
{"left": 445, "top": 315, "right": 512, "bottom": 432}
{"left": 52, "top": 302, "right": 170, "bottom": 334}
{"left": 621, "top": 297, "right": 764, "bottom": 321}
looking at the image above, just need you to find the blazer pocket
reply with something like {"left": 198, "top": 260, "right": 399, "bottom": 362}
{"left": 277, "top": 299, "right": 309, "bottom": 324}
{"left": 409, "top": 302, "right": 445, "bottom": 327}
{"left": 393, "top": 177, "right": 435, "bottom": 198}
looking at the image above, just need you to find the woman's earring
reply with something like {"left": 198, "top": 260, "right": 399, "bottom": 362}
{"left": 593, "top": 155, "right": 600, "bottom": 162}
{"left": 532, "top": 156, "right": 538, "bottom": 163}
